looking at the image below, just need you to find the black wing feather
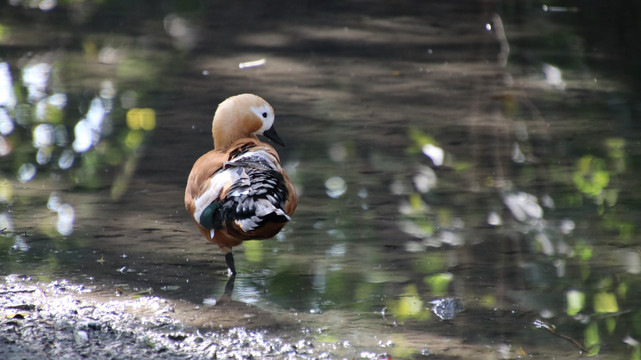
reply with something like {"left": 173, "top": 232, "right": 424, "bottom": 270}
{"left": 202, "top": 152, "right": 290, "bottom": 233}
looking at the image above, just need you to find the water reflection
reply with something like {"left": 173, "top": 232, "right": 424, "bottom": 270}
{"left": 74, "top": 97, "right": 106, "bottom": 153}
{"left": 0, "top": 62, "right": 17, "bottom": 109}
{"left": 22, "top": 61, "right": 51, "bottom": 102}
{"left": 2, "top": 1, "right": 641, "bottom": 359}
{"left": 324, "top": 176, "right": 346, "bottom": 198}
{"left": 0, "top": 30, "right": 159, "bottom": 239}
{"left": 542, "top": 63, "right": 566, "bottom": 90}
{"left": 9, "top": 0, "right": 56, "bottom": 11}
{"left": 163, "top": 13, "right": 197, "bottom": 51}
{"left": 393, "top": 122, "right": 634, "bottom": 355}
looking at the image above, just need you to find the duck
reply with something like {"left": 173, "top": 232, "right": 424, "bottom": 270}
{"left": 184, "top": 94, "right": 297, "bottom": 275}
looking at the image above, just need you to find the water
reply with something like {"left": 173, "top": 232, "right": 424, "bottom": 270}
{"left": 2, "top": 0, "right": 641, "bottom": 358}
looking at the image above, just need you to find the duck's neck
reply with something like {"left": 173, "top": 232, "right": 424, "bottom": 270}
{"left": 213, "top": 132, "right": 258, "bottom": 151}
{"left": 213, "top": 120, "right": 259, "bottom": 151}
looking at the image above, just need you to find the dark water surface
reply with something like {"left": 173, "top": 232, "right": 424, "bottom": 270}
{"left": 2, "top": 0, "right": 641, "bottom": 358}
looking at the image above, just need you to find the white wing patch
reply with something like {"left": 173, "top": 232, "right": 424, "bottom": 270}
{"left": 193, "top": 169, "right": 238, "bottom": 225}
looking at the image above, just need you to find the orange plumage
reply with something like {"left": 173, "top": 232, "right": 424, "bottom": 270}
{"left": 184, "top": 94, "right": 297, "bottom": 274}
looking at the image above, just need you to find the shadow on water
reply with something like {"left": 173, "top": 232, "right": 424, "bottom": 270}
{"left": 2, "top": 0, "right": 641, "bottom": 358}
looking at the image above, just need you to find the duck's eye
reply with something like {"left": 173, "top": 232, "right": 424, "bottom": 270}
{"left": 262, "top": 112, "right": 268, "bottom": 118}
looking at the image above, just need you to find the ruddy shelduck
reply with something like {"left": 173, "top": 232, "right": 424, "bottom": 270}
{"left": 185, "top": 94, "right": 297, "bottom": 274}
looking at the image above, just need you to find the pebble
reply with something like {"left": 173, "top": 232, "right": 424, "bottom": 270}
{"left": 0, "top": 276, "right": 353, "bottom": 360}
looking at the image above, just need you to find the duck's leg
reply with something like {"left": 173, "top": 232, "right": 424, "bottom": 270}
{"left": 223, "top": 273, "right": 236, "bottom": 296}
{"left": 224, "top": 251, "right": 236, "bottom": 275}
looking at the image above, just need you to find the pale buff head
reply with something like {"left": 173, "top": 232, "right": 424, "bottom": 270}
{"left": 211, "top": 93, "right": 284, "bottom": 151}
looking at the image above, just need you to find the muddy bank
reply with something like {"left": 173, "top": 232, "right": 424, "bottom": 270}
{"left": 0, "top": 275, "right": 375, "bottom": 360}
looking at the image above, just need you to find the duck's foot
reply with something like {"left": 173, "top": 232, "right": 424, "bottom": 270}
{"left": 225, "top": 252, "right": 236, "bottom": 275}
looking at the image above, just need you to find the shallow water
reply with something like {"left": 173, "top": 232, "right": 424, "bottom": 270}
{"left": 2, "top": 0, "right": 641, "bottom": 358}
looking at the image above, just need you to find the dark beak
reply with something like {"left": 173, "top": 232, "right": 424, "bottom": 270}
{"left": 263, "top": 125, "right": 286, "bottom": 147}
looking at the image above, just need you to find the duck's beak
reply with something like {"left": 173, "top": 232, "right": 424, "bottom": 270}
{"left": 263, "top": 125, "right": 286, "bottom": 147}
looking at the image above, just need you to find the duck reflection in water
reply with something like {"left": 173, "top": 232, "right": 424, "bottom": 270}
{"left": 209, "top": 274, "right": 237, "bottom": 305}
{"left": 185, "top": 94, "right": 297, "bottom": 275}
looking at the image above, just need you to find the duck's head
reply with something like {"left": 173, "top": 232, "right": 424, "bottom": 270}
{"left": 212, "top": 93, "right": 285, "bottom": 151}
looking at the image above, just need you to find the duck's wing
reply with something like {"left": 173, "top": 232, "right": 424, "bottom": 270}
{"left": 232, "top": 140, "right": 297, "bottom": 219}
{"left": 186, "top": 138, "right": 297, "bottom": 244}
{"left": 203, "top": 140, "right": 295, "bottom": 236}
{"left": 184, "top": 149, "right": 229, "bottom": 220}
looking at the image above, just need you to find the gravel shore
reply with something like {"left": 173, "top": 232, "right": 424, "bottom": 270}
{"left": 0, "top": 275, "right": 344, "bottom": 360}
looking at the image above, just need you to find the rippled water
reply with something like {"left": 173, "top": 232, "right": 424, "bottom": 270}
{"left": 2, "top": 0, "right": 641, "bottom": 358}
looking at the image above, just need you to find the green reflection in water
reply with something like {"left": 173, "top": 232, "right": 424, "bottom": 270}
{"left": 370, "top": 35, "right": 641, "bottom": 354}
{"left": 388, "top": 284, "right": 429, "bottom": 322}
{"left": 0, "top": 2, "right": 174, "bottom": 268}
{"left": 394, "top": 126, "right": 641, "bottom": 355}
